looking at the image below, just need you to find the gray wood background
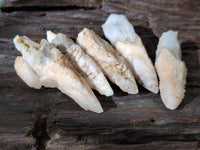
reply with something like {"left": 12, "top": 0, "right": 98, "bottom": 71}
{"left": 0, "top": 0, "right": 200, "bottom": 149}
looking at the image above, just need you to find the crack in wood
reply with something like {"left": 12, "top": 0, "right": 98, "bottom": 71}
{"left": 27, "top": 115, "right": 50, "bottom": 150}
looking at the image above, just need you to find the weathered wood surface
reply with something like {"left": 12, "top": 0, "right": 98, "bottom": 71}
{"left": 0, "top": 0, "right": 200, "bottom": 149}
{"left": 47, "top": 141, "right": 200, "bottom": 150}
{"left": 2, "top": 0, "right": 102, "bottom": 10}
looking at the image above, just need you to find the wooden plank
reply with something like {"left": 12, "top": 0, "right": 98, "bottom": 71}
{"left": 0, "top": 0, "right": 200, "bottom": 149}
{"left": 1, "top": 0, "right": 102, "bottom": 11}
{"left": 0, "top": 55, "right": 55, "bottom": 149}
{"left": 2, "top": 0, "right": 200, "bottom": 42}
{"left": 47, "top": 142, "right": 199, "bottom": 150}
{"left": 0, "top": 55, "right": 34, "bottom": 149}
{"left": 0, "top": 10, "right": 108, "bottom": 56}
{"left": 102, "top": 0, "right": 200, "bottom": 42}
{"left": 46, "top": 92, "right": 200, "bottom": 146}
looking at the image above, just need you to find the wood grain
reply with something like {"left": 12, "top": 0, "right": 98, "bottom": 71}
{"left": 47, "top": 142, "right": 199, "bottom": 150}
{"left": 0, "top": 0, "right": 200, "bottom": 149}
{"left": 102, "top": 0, "right": 200, "bottom": 43}
{"left": 2, "top": 0, "right": 102, "bottom": 10}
